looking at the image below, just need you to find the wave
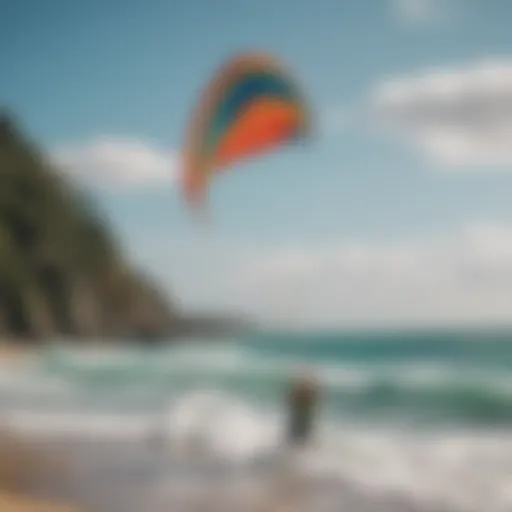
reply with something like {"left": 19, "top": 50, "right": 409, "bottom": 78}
{"left": 40, "top": 342, "right": 512, "bottom": 386}
{"left": 0, "top": 366, "right": 75, "bottom": 396}
{"left": 0, "top": 343, "right": 509, "bottom": 425}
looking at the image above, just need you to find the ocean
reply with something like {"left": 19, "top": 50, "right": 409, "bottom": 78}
{"left": 1, "top": 329, "right": 511, "bottom": 512}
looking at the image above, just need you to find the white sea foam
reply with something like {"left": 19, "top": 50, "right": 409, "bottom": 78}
{"left": 0, "top": 367, "right": 74, "bottom": 396}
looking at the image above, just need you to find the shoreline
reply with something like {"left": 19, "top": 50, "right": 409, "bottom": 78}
{"left": 0, "top": 491, "right": 80, "bottom": 512}
{"left": 0, "top": 342, "right": 38, "bottom": 367}
{"left": 0, "top": 427, "right": 83, "bottom": 512}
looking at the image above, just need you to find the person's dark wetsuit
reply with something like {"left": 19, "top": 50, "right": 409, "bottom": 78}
{"left": 285, "top": 373, "right": 319, "bottom": 447}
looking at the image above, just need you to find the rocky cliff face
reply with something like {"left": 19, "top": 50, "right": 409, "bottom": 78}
{"left": 0, "top": 110, "right": 180, "bottom": 341}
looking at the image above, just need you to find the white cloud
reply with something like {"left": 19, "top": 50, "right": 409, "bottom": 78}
{"left": 52, "top": 136, "right": 177, "bottom": 188}
{"left": 242, "top": 223, "right": 512, "bottom": 327}
{"left": 136, "top": 223, "right": 512, "bottom": 329}
{"left": 369, "top": 59, "right": 512, "bottom": 168}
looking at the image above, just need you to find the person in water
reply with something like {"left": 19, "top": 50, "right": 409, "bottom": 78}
{"left": 285, "top": 370, "right": 319, "bottom": 448}
{"left": 261, "top": 371, "right": 320, "bottom": 511}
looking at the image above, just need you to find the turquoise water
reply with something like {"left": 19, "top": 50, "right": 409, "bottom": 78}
{"left": 243, "top": 330, "right": 512, "bottom": 425}
{"left": 28, "top": 329, "right": 512, "bottom": 426}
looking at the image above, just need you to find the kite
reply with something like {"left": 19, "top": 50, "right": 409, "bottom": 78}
{"left": 181, "top": 51, "right": 312, "bottom": 212}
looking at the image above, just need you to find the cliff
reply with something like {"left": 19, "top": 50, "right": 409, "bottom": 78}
{"left": 0, "top": 109, "right": 181, "bottom": 341}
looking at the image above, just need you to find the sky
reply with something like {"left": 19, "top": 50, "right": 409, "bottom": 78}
{"left": 4, "top": 0, "right": 512, "bottom": 328}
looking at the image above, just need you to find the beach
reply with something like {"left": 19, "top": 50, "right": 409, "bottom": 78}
{"left": 0, "top": 343, "right": 35, "bottom": 365}
{"left": 0, "top": 492, "right": 79, "bottom": 512}
{"left": 0, "top": 426, "right": 81, "bottom": 512}
{"left": 14, "top": 436, "right": 466, "bottom": 512}
{"left": 0, "top": 343, "right": 80, "bottom": 512}
{"left": 0, "top": 332, "right": 510, "bottom": 512}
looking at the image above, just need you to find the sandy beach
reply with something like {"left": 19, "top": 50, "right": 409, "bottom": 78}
{"left": 0, "top": 491, "right": 79, "bottom": 512}
{"left": 0, "top": 343, "right": 79, "bottom": 511}
{"left": 0, "top": 342, "right": 37, "bottom": 366}
{"left": 0, "top": 425, "right": 82, "bottom": 512}
{"left": 15, "top": 437, "right": 440, "bottom": 512}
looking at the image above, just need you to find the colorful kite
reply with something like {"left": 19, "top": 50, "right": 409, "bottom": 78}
{"left": 181, "top": 51, "right": 312, "bottom": 211}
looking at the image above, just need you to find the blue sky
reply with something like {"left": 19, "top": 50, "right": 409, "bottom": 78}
{"left": 4, "top": 0, "right": 512, "bottom": 327}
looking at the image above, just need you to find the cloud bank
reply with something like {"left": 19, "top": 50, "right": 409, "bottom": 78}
{"left": 233, "top": 223, "right": 512, "bottom": 327}
{"left": 370, "top": 60, "right": 512, "bottom": 167}
{"left": 52, "top": 136, "right": 177, "bottom": 188}
{"left": 137, "top": 223, "right": 512, "bottom": 328}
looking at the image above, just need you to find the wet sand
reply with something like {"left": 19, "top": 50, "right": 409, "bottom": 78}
{"left": 27, "top": 437, "right": 453, "bottom": 512}
{"left": 0, "top": 342, "right": 37, "bottom": 366}
{"left": 0, "top": 491, "right": 80, "bottom": 512}
{"left": 0, "top": 428, "right": 82, "bottom": 512}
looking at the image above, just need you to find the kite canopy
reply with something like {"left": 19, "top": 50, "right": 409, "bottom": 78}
{"left": 181, "top": 51, "right": 311, "bottom": 211}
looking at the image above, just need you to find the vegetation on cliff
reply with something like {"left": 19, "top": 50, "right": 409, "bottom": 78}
{"left": 0, "top": 110, "right": 180, "bottom": 341}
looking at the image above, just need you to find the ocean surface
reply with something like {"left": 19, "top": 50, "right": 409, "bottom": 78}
{"left": 1, "top": 329, "right": 511, "bottom": 512}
